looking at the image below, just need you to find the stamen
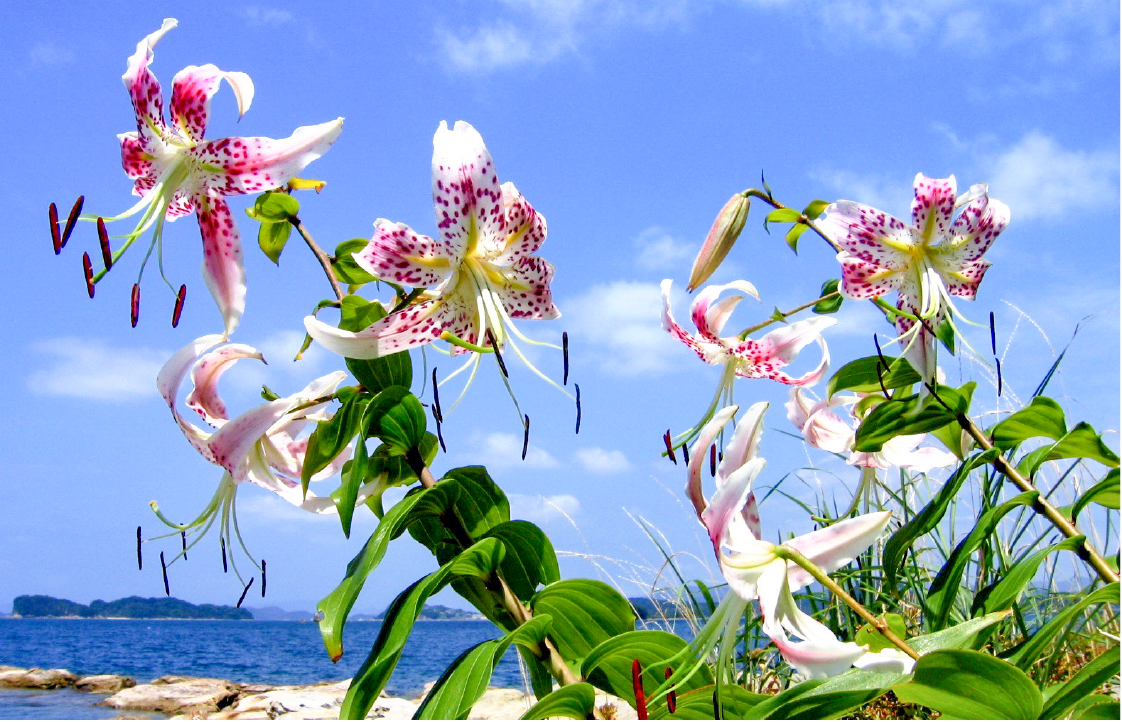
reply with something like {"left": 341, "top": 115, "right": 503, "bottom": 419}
{"left": 709, "top": 445, "right": 717, "bottom": 477}
{"left": 996, "top": 357, "right": 1003, "bottom": 397}
{"left": 82, "top": 253, "right": 95, "bottom": 298}
{"left": 236, "top": 578, "right": 255, "bottom": 608}
{"left": 431, "top": 368, "right": 443, "bottom": 422}
{"left": 61, "top": 196, "right": 83, "bottom": 249}
{"left": 664, "top": 668, "right": 676, "bottom": 713}
{"left": 681, "top": 444, "right": 690, "bottom": 466}
{"left": 261, "top": 559, "right": 267, "bottom": 598}
{"left": 663, "top": 431, "right": 677, "bottom": 465}
{"left": 434, "top": 411, "right": 447, "bottom": 453}
{"left": 160, "top": 552, "right": 170, "bottom": 596}
{"left": 521, "top": 414, "right": 530, "bottom": 461}
{"left": 562, "top": 331, "right": 570, "bottom": 386}
{"left": 131, "top": 284, "right": 140, "bottom": 327}
{"left": 49, "top": 204, "right": 61, "bottom": 254}
{"left": 98, "top": 218, "right": 113, "bottom": 270}
{"left": 486, "top": 329, "right": 508, "bottom": 377}
{"left": 136, "top": 526, "right": 143, "bottom": 571}
{"left": 873, "top": 333, "right": 886, "bottom": 366}
{"left": 631, "top": 660, "right": 648, "bottom": 720}
{"left": 172, "top": 285, "right": 187, "bottom": 328}
{"left": 574, "top": 384, "right": 582, "bottom": 434}
{"left": 180, "top": 530, "right": 187, "bottom": 560}
{"left": 221, "top": 537, "right": 228, "bottom": 573}
{"left": 989, "top": 312, "right": 997, "bottom": 355}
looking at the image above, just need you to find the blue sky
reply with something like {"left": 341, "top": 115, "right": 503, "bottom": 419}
{"left": 2, "top": 0, "right": 1118, "bottom": 619}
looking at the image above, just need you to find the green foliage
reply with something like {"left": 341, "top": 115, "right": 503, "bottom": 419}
{"left": 853, "top": 382, "right": 975, "bottom": 453}
{"left": 1005, "top": 583, "right": 1119, "bottom": 671}
{"left": 519, "top": 682, "right": 596, "bottom": 720}
{"left": 991, "top": 396, "right": 1069, "bottom": 449}
{"left": 749, "top": 676, "right": 886, "bottom": 720}
{"left": 1071, "top": 469, "right": 1120, "bottom": 519}
{"left": 855, "top": 613, "right": 908, "bottom": 652}
{"left": 827, "top": 355, "right": 919, "bottom": 398}
{"left": 893, "top": 649, "right": 1043, "bottom": 719}
{"left": 530, "top": 579, "right": 635, "bottom": 669}
{"left": 480, "top": 521, "right": 560, "bottom": 601}
{"left": 581, "top": 631, "right": 712, "bottom": 712}
{"left": 331, "top": 238, "right": 378, "bottom": 286}
{"left": 813, "top": 278, "right": 843, "bottom": 313}
{"left": 247, "top": 192, "right": 299, "bottom": 264}
{"left": 972, "top": 536, "right": 1087, "bottom": 616}
{"left": 1040, "top": 645, "right": 1120, "bottom": 720}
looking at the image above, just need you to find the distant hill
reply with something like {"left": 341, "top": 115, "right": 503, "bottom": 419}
{"left": 12, "top": 595, "right": 251, "bottom": 620}
{"left": 360, "top": 603, "right": 485, "bottom": 622}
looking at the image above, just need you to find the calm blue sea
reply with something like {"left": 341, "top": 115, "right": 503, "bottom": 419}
{"left": 0, "top": 617, "right": 693, "bottom": 720}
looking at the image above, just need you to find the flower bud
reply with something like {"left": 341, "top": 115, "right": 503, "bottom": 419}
{"left": 688, "top": 193, "right": 750, "bottom": 291}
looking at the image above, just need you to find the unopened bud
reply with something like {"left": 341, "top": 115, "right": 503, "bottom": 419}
{"left": 688, "top": 193, "right": 750, "bottom": 291}
{"left": 49, "top": 204, "right": 61, "bottom": 254}
{"left": 288, "top": 177, "right": 326, "bottom": 193}
{"left": 61, "top": 196, "right": 84, "bottom": 249}
{"left": 131, "top": 284, "right": 140, "bottom": 327}
{"left": 82, "top": 253, "right": 95, "bottom": 298}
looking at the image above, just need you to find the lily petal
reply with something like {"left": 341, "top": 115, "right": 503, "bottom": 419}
{"left": 123, "top": 18, "right": 175, "bottom": 142}
{"left": 911, "top": 174, "right": 957, "bottom": 243}
{"left": 185, "top": 342, "right": 264, "bottom": 427}
{"left": 730, "top": 316, "right": 836, "bottom": 386}
{"left": 354, "top": 219, "right": 456, "bottom": 288}
{"left": 493, "top": 182, "right": 547, "bottom": 264}
{"left": 304, "top": 291, "right": 473, "bottom": 359}
{"left": 494, "top": 255, "right": 561, "bottom": 320}
{"left": 432, "top": 120, "right": 504, "bottom": 260}
{"left": 170, "top": 64, "right": 255, "bottom": 143}
{"left": 196, "top": 193, "right": 247, "bottom": 336}
{"left": 685, "top": 404, "right": 739, "bottom": 519}
{"left": 690, "top": 280, "right": 759, "bottom": 338}
{"left": 783, "top": 511, "right": 892, "bottom": 591}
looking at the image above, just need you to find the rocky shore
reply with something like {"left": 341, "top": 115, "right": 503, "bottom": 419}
{"left": 0, "top": 665, "right": 638, "bottom": 719}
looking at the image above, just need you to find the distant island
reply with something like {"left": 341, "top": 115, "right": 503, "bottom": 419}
{"left": 11, "top": 595, "right": 251, "bottom": 620}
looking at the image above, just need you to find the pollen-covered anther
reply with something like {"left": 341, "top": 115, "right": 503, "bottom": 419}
{"left": 172, "top": 285, "right": 187, "bottom": 328}
{"left": 62, "top": 196, "right": 83, "bottom": 249}
{"left": 631, "top": 660, "right": 648, "bottom": 720}
{"left": 485, "top": 329, "right": 508, "bottom": 377}
{"left": 131, "top": 284, "right": 141, "bottom": 327}
{"left": 664, "top": 668, "right": 676, "bottom": 713}
{"left": 431, "top": 368, "right": 443, "bottom": 422}
{"left": 709, "top": 444, "right": 717, "bottom": 477}
{"left": 221, "top": 537, "right": 228, "bottom": 573}
{"left": 49, "top": 203, "right": 61, "bottom": 254}
{"left": 98, "top": 218, "right": 113, "bottom": 270}
{"left": 663, "top": 430, "right": 677, "bottom": 465}
{"left": 82, "top": 253, "right": 95, "bottom": 298}
{"left": 574, "top": 384, "right": 582, "bottom": 434}
{"left": 180, "top": 530, "right": 187, "bottom": 560}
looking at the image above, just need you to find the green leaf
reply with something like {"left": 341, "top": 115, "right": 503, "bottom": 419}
{"left": 364, "top": 388, "right": 427, "bottom": 455}
{"left": 1016, "top": 422, "right": 1120, "bottom": 477}
{"left": 1072, "top": 469, "right": 1121, "bottom": 520}
{"left": 331, "top": 437, "right": 369, "bottom": 538}
{"left": 247, "top": 191, "right": 300, "bottom": 222}
{"left": 518, "top": 647, "right": 555, "bottom": 701}
{"left": 1077, "top": 698, "right": 1122, "bottom": 720}
{"left": 926, "top": 491, "right": 1040, "bottom": 629}
{"left": 653, "top": 684, "right": 768, "bottom": 720}
{"left": 883, "top": 449, "right": 999, "bottom": 588}
{"left": 340, "top": 538, "right": 506, "bottom": 720}
{"left": 854, "top": 613, "right": 908, "bottom": 653}
{"left": 892, "top": 649, "right": 1043, "bottom": 720}
{"left": 316, "top": 484, "right": 459, "bottom": 662}
{"left": 973, "top": 536, "right": 1087, "bottom": 616}
{"left": 415, "top": 615, "right": 553, "bottom": 720}
{"left": 257, "top": 219, "right": 292, "bottom": 265}
{"left": 934, "top": 315, "right": 955, "bottom": 354}
{"left": 852, "top": 383, "right": 975, "bottom": 453}
{"left": 785, "top": 221, "right": 808, "bottom": 252}
{"left": 1006, "top": 583, "right": 1119, "bottom": 671}
{"left": 481, "top": 521, "right": 560, "bottom": 601}
{"left": 335, "top": 297, "right": 414, "bottom": 394}
{"left": 827, "top": 355, "right": 920, "bottom": 397}
{"left": 1040, "top": 645, "right": 1120, "bottom": 719}
{"left": 332, "top": 238, "right": 378, "bottom": 286}
{"left": 519, "top": 682, "right": 596, "bottom": 720}
{"left": 302, "top": 394, "right": 369, "bottom": 493}
{"left": 581, "top": 631, "right": 711, "bottom": 712}
{"left": 753, "top": 670, "right": 903, "bottom": 720}
{"left": 531, "top": 580, "right": 635, "bottom": 669}
{"left": 766, "top": 208, "right": 801, "bottom": 223}
{"left": 908, "top": 610, "right": 1013, "bottom": 654}
{"left": 813, "top": 279, "right": 843, "bottom": 314}
{"left": 802, "top": 199, "right": 829, "bottom": 219}
{"left": 991, "top": 396, "right": 1068, "bottom": 449}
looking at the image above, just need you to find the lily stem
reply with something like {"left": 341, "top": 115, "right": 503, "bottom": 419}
{"left": 737, "top": 291, "right": 841, "bottom": 339}
{"left": 741, "top": 188, "right": 842, "bottom": 253}
{"left": 956, "top": 413, "right": 1120, "bottom": 585}
{"left": 290, "top": 216, "right": 344, "bottom": 302}
{"left": 778, "top": 546, "right": 921, "bottom": 661}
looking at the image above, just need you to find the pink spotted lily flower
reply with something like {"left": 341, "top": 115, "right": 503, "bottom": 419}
{"left": 304, "top": 121, "right": 561, "bottom": 399}
{"left": 817, "top": 174, "right": 1009, "bottom": 380}
{"left": 150, "top": 334, "right": 367, "bottom": 583}
{"left": 86, "top": 19, "right": 342, "bottom": 334}
{"left": 662, "top": 278, "right": 836, "bottom": 448}
{"left": 684, "top": 404, "right": 914, "bottom": 679}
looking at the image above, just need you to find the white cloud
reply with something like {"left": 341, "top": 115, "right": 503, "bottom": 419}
{"left": 237, "top": 493, "right": 339, "bottom": 525}
{"left": 219, "top": 329, "right": 331, "bottom": 395}
{"left": 28, "top": 338, "right": 168, "bottom": 402}
{"left": 28, "top": 42, "right": 74, "bottom": 66}
{"left": 508, "top": 492, "right": 581, "bottom": 525}
{"left": 985, "top": 132, "right": 1118, "bottom": 222}
{"left": 575, "top": 446, "right": 632, "bottom": 474}
{"left": 473, "top": 431, "right": 560, "bottom": 469}
{"left": 240, "top": 7, "right": 296, "bottom": 27}
{"left": 633, "top": 226, "right": 695, "bottom": 272}
{"left": 563, "top": 280, "right": 683, "bottom": 376}
{"left": 809, "top": 169, "right": 912, "bottom": 217}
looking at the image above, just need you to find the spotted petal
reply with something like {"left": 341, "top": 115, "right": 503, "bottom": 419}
{"left": 690, "top": 280, "right": 759, "bottom": 339}
{"left": 493, "top": 182, "right": 547, "bottom": 264}
{"left": 170, "top": 64, "right": 254, "bottom": 144}
{"left": 196, "top": 193, "right": 247, "bottom": 335}
{"left": 354, "top": 219, "right": 457, "bottom": 288}
{"left": 431, "top": 120, "right": 505, "bottom": 260}
{"left": 123, "top": 18, "right": 175, "bottom": 142}
{"left": 911, "top": 174, "right": 957, "bottom": 244}
{"left": 185, "top": 343, "right": 264, "bottom": 427}
{"left": 494, "top": 255, "right": 560, "bottom": 320}
{"left": 729, "top": 316, "right": 836, "bottom": 386}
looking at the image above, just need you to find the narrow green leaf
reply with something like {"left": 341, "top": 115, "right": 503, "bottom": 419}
{"left": 302, "top": 394, "right": 369, "bottom": 492}
{"left": 785, "top": 221, "right": 807, "bottom": 252}
{"left": 934, "top": 315, "right": 955, "bottom": 354}
{"left": 652, "top": 684, "right": 767, "bottom": 720}
{"left": 753, "top": 673, "right": 894, "bottom": 720}
{"left": 973, "top": 536, "right": 1086, "bottom": 616}
{"left": 827, "top": 355, "right": 919, "bottom": 398}
{"left": 1077, "top": 698, "right": 1121, "bottom": 720}
{"left": 1072, "top": 469, "right": 1121, "bottom": 519}
{"left": 340, "top": 538, "right": 506, "bottom": 720}
{"left": 907, "top": 610, "right": 1013, "bottom": 654}
{"left": 519, "top": 683, "right": 596, "bottom": 720}
{"left": 766, "top": 208, "right": 801, "bottom": 223}
{"left": 802, "top": 199, "right": 829, "bottom": 219}
{"left": 1017, "top": 422, "right": 1120, "bottom": 477}
{"left": 991, "top": 396, "right": 1068, "bottom": 449}
{"left": 1040, "top": 645, "right": 1120, "bottom": 719}
{"left": 331, "top": 437, "right": 369, "bottom": 538}
{"left": 813, "top": 279, "right": 843, "bottom": 314}
{"left": 257, "top": 219, "right": 291, "bottom": 265}
{"left": 581, "top": 631, "right": 711, "bottom": 712}
{"left": 531, "top": 580, "right": 635, "bottom": 669}
{"left": 892, "top": 650, "right": 1043, "bottom": 720}
{"left": 1006, "top": 583, "right": 1119, "bottom": 670}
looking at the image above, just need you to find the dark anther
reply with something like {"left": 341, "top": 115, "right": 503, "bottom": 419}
{"left": 989, "top": 311, "right": 997, "bottom": 356}
{"left": 49, "top": 203, "right": 61, "bottom": 254}
{"left": 996, "top": 357, "right": 1003, "bottom": 397}
{"left": 431, "top": 368, "right": 443, "bottom": 422}
{"left": 136, "top": 526, "right": 143, "bottom": 571}
{"left": 61, "top": 196, "right": 84, "bottom": 249}
{"left": 665, "top": 668, "right": 676, "bottom": 713}
{"left": 663, "top": 431, "right": 677, "bottom": 465}
{"left": 98, "top": 218, "right": 113, "bottom": 270}
{"left": 681, "top": 443, "right": 689, "bottom": 466}
{"left": 261, "top": 559, "right": 267, "bottom": 598}
{"left": 562, "top": 331, "right": 570, "bottom": 386}
{"left": 236, "top": 578, "right": 255, "bottom": 608}
{"left": 82, "top": 253, "right": 95, "bottom": 298}
{"left": 221, "top": 537, "right": 228, "bottom": 573}
{"left": 574, "top": 384, "right": 582, "bottom": 434}
{"left": 710, "top": 444, "right": 717, "bottom": 477}
{"left": 521, "top": 414, "right": 530, "bottom": 461}
{"left": 180, "top": 530, "right": 187, "bottom": 560}
{"left": 435, "top": 414, "right": 447, "bottom": 453}
{"left": 160, "top": 552, "right": 170, "bottom": 596}
{"left": 631, "top": 659, "right": 648, "bottom": 720}
{"left": 131, "top": 284, "right": 140, "bottom": 327}
{"left": 172, "top": 285, "right": 187, "bottom": 328}
{"left": 873, "top": 333, "right": 886, "bottom": 365}
{"left": 486, "top": 329, "right": 508, "bottom": 377}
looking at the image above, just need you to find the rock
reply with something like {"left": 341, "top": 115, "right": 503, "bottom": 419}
{"left": 205, "top": 680, "right": 356, "bottom": 720}
{"left": 99, "top": 675, "right": 241, "bottom": 714}
{"left": 75, "top": 674, "right": 136, "bottom": 693}
{"left": 0, "top": 666, "right": 78, "bottom": 689}
{"left": 467, "top": 687, "right": 535, "bottom": 720}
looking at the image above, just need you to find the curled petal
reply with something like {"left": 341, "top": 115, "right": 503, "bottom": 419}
{"left": 690, "top": 280, "right": 759, "bottom": 339}
{"left": 157, "top": 333, "right": 228, "bottom": 462}
{"left": 494, "top": 182, "right": 547, "bottom": 264}
{"left": 123, "top": 18, "right": 175, "bottom": 141}
{"left": 432, "top": 120, "right": 504, "bottom": 260}
{"left": 119, "top": 132, "right": 153, "bottom": 180}
{"left": 354, "top": 220, "right": 456, "bottom": 288}
{"left": 783, "top": 511, "right": 892, "bottom": 592}
{"left": 495, "top": 255, "right": 560, "bottom": 320}
{"left": 304, "top": 292, "right": 473, "bottom": 360}
{"left": 704, "top": 457, "right": 766, "bottom": 551}
{"left": 717, "top": 401, "right": 768, "bottom": 480}
{"left": 196, "top": 193, "right": 246, "bottom": 336}
{"left": 170, "top": 64, "right": 255, "bottom": 143}
{"left": 685, "top": 404, "right": 738, "bottom": 519}
{"left": 661, "top": 279, "right": 718, "bottom": 361}
{"left": 911, "top": 174, "right": 957, "bottom": 243}
{"left": 730, "top": 316, "right": 837, "bottom": 386}
{"left": 185, "top": 343, "right": 264, "bottom": 427}
{"left": 209, "top": 399, "right": 292, "bottom": 478}
{"left": 192, "top": 118, "right": 344, "bottom": 197}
